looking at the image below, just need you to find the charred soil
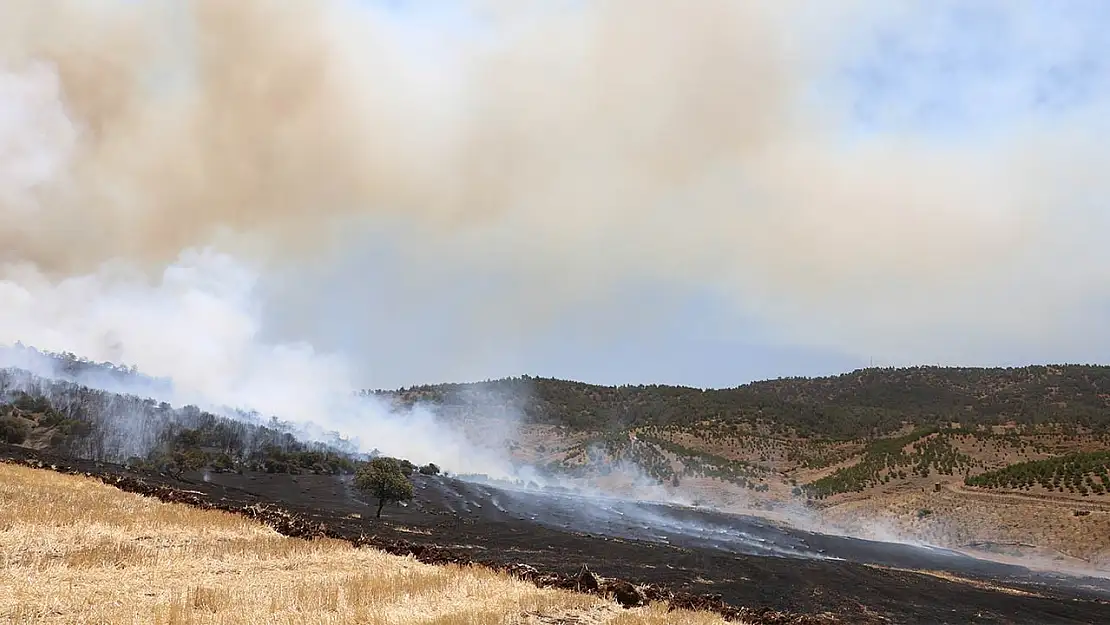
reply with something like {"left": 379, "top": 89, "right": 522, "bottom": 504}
{"left": 3, "top": 444, "right": 1109, "bottom": 625}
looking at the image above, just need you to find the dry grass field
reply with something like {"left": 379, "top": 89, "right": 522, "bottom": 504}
{"left": 0, "top": 463, "right": 729, "bottom": 625}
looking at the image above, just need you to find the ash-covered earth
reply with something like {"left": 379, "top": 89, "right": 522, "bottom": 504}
{"left": 5, "top": 443, "right": 1110, "bottom": 625}
{"left": 200, "top": 467, "right": 1110, "bottom": 624}
{"left": 399, "top": 475, "right": 1110, "bottom": 581}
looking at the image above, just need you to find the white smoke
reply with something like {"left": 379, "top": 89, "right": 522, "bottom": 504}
{"left": 0, "top": 247, "right": 517, "bottom": 477}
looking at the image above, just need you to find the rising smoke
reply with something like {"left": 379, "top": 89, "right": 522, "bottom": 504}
{"left": 1, "top": 1, "right": 1109, "bottom": 472}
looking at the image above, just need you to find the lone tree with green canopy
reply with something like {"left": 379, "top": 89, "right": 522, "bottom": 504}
{"left": 354, "top": 457, "right": 415, "bottom": 518}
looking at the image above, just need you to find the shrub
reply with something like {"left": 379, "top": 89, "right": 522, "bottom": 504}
{"left": 37, "top": 410, "right": 65, "bottom": 428}
{"left": 212, "top": 453, "right": 234, "bottom": 472}
{"left": 0, "top": 416, "right": 31, "bottom": 445}
{"left": 12, "top": 392, "right": 51, "bottom": 414}
{"left": 418, "top": 463, "right": 441, "bottom": 476}
{"left": 60, "top": 419, "right": 92, "bottom": 438}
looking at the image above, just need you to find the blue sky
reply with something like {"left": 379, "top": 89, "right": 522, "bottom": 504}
{"left": 832, "top": 1, "right": 1110, "bottom": 139}
{"left": 256, "top": 1, "right": 1110, "bottom": 390}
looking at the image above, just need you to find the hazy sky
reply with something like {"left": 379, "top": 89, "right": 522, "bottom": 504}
{"left": 257, "top": 0, "right": 1110, "bottom": 389}
{"left": 2, "top": 0, "right": 1109, "bottom": 394}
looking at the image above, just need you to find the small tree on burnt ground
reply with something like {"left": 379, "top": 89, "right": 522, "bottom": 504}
{"left": 170, "top": 447, "right": 207, "bottom": 479}
{"left": 355, "top": 457, "right": 414, "bottom": 518}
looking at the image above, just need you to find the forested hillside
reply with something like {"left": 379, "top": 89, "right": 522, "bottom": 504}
{"left": 0, "top": 349, "right": 364, "bottom": 476}
{"left": 7, "top": 343, "right": 1110, "bottom": 499}
{"left": 371, "top": 365, "right": 1110, "bottom": 438}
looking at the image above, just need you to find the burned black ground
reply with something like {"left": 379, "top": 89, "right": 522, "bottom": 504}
{"left": 3, "top": 444, "right": 1110, "bottom": 625}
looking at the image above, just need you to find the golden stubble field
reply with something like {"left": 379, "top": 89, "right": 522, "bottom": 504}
{"left": 0, "top": 463, "right": 728, "bottom": 625}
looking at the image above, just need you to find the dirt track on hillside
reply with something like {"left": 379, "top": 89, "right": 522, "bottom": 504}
{"left": 943, "top": 482, "right": 1110, "bottom": 512}
{"left": 4, "top": 445, "right": 1110, "bottom": 625}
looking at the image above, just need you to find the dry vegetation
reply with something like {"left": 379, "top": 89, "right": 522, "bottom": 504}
{"left": 509, "top": 425, "right": 1110, "bottom": 569}
{"left": 821, "top": 482, "right": 1110, "bottom": 571}
{"left": 0, "top": 463, "right": 729, "bottom": 625}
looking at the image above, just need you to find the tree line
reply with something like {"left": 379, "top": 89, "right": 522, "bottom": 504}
{"left": 371, "top": 365, "right": 1110, "bottom": 438}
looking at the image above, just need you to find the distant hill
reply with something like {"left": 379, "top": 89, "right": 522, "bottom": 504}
{"left": 370, "top": 365, "right": 1110, "bottom": 438}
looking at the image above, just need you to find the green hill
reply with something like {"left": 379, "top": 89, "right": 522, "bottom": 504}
{"left": 370, "top": 365, "right": 1110, "bottom": 438}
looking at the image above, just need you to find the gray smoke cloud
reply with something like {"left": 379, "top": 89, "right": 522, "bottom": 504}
{"left": 1, "top": 0, "right": 1108, "bottom": 434}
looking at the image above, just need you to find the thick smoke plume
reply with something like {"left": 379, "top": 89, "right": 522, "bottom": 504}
{"left": 2, "top": 2, "right": 1105, "bottom": 322}
{"left": 1, "top": 1, "right": 1109, "bottom": 464}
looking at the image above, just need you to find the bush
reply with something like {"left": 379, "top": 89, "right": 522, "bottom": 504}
{"left": 354, "top": 457, "right": 415, "bottom": 518}
{"left": 60, "top": 419, "right": 92, "bottom": 438}
{"left": 0, "top": 416, "right": 31, "bottom": 444}
{"left": 212, "top": 453, "right": 234, "bottom": 472}
{"left": 418, "top": 463, "right": 441, "bottom": 476}
{"left": 12, "top": 392, "right": 51, "bottom": 414}
{"left": 174, "top": 448, "right": 208, "bottom": 474}
{"left": 37, "top": 410, "right": 65, "bottom": 428}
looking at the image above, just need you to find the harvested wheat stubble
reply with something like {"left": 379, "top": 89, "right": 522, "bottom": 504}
{"left": 12, "top": 443, "right": 1110, "bottom": 624}
{"left": 0, "top": 448, "right": 843, "bottom": 625}
{"left": 0, "top": 461, "right": 733, "bottom": 625}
